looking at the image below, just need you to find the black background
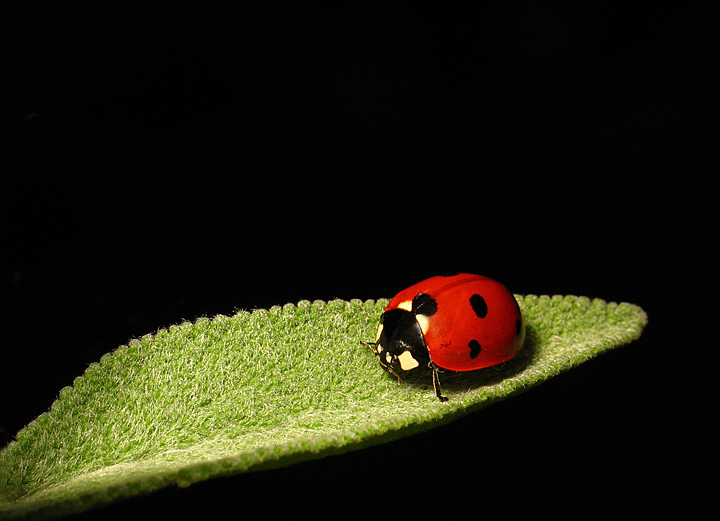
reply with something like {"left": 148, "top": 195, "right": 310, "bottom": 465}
{"left": 1, "top": 2, "right": 714, "bottom": 519}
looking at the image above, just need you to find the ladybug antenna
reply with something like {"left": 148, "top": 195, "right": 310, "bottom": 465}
{"left": 429, "top": 362, "right": 448, "bottom": 402}
{"left": 360, "top": 340, "right": 377, "bottom": 353}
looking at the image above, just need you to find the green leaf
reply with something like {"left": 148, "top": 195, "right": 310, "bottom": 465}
{"left": 0, "top": 295, "right": 647, "bottom": 520}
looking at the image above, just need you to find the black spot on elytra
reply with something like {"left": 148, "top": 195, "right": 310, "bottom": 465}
{"left": 469, "top": 339, "right": 482, "bottom": 359}
{"left": 412, "top": 293, "right": 437, "bottom": 316}
{"left": 469, "top": 294, "right": 487, "bottom": 318}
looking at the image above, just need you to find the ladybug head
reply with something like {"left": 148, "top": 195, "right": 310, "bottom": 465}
{"left": 374, "top": 307, "right": 431, "bottom": 376}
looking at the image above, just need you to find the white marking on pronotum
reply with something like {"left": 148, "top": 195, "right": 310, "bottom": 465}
{"left": 397, "top": 300, "right": 412, "bottom": 312}
{"left": 376, "top": 322, "right": 384, "bottom": 343}
{"left": 415, "top": 314, "right": 430, "bottom": 335}
{"left": 397, "top": 350, "right": 420, "bottom": 371}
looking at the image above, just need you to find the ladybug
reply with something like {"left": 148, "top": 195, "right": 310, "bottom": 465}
{"left": 365, "top": 273, "right": 524, "bottom": 402}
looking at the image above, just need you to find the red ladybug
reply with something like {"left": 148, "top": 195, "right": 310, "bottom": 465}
{"left": 366, "top": 273, "right": 524, "bottom": 402}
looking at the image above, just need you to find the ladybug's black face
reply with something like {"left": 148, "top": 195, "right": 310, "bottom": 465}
{"left": 374, "top": 308, "right": 430, "bottom": 374}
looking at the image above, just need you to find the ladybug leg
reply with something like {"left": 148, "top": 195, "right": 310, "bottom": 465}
{"left": 385, "top": 365, "right": 403, "bottom": 385}
{"left": 429, "top": 362, "right": 448, "bottom": 402}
